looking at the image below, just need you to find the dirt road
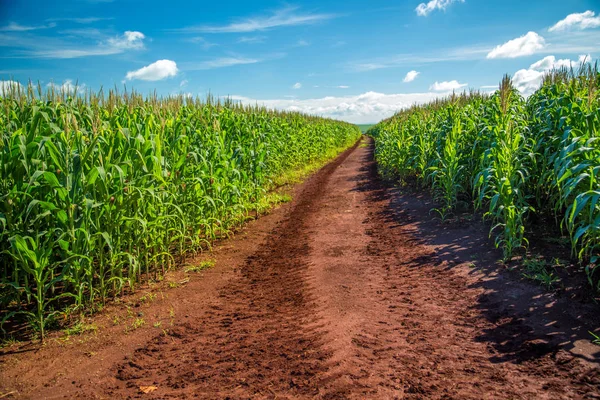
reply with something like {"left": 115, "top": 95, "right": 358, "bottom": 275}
{"left": 1, "top": 138, "right": 599, "bottom": 399}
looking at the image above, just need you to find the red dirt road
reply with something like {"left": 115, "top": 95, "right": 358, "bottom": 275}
{"left": 1, "top": 138, "right": 599, "bottom": 399}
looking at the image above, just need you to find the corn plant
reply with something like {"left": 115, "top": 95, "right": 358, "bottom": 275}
{"left": 369, "top": 64, "right": 600, "bottom": 286}
{"left": 0, "top": 85, "right": 361, "bottom": 338}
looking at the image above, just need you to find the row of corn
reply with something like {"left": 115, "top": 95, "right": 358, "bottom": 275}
{"left": 369, "top": 66, "right": 599, "bottom": 287}
{"left": 0, "top": 85, "right": 361, "bottom": 337}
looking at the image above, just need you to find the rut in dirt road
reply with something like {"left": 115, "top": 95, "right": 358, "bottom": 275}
{"left": 98, "top": 139, "right": 597, "bottom": 398}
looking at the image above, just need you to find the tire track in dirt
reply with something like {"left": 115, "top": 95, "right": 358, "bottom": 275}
{"left": 100, "top": 142, "right": 362, "bottom": 399}
{"left": 302, "top": 139, "right": 599, "bottom": 399}
{"left": 106, "top": 137, "right": 598, "bottom": 399}
{"left": 3, "top": 137, "right": 599, "bottom": 399}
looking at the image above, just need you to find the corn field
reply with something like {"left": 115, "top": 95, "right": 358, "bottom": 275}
{"left": 369, "top": 66, "right": 600, "bottom": 285}
{"left": 0, "top": 85, "right": 361, "bottom": 337}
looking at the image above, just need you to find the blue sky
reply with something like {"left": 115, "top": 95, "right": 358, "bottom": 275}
{"left": 1, "top": 0, "right": 599, "bottom": 123}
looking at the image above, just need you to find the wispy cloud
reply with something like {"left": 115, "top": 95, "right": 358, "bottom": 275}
{"left": 0, "top": 22, "right": 56, "bottom": 32}
{"left": 1, "top": 30, "right": 146, "bottom": 59}
{"left": 348, "top": 47, "right": 488, "bottom": 72}
{"left": 238, "top": 35, "right": 267, "bottom": 44}
{"left": 47, "top": 17, "right": 114, "bottom": 24}
{"left": 183, "top": 56, "right": 261, "bottom": 70}
{"left": 175, "top": 6, "right": 337, "bottom": 33}
{"left": 415, "top": 0, "right": 464, "bottom": 17}
{"left": 187, "top": 36, "right": 218, "bottom": 49}
{"left": 59, "top": 28, "right": 105, "bottom": 39}
{"left": 292, "top": 82, "right": 302, "bottom": 89}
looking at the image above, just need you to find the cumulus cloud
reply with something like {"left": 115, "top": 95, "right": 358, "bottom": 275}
{"left": 416, "top": 0, "right": 464, "bottom": 16}
{"left": 429, "top": 80, "right": 467, "bottom": 91}
{"left": 0, "top": 80, "right": 24, "bottom": 94}
{"left": 549, "top": 11, "right": 600, "bottom": 32}
{"left": 292, "top": 82, "right": 302, "bottom": 89}
{"left": 403, "top": 70, "right": 420, "bottom": 83}
{"left": 512, "top": 54, "right": 591, "bottom": 95}
{"left": 126, "top": 59, "right": 179, "bottom": 81}
{"left": 487, "top": 31, "right": 546, "bottom": 59}
{"left": 528, "top": 55, "right": 586, "bottom": 71}
{"left": 228, "top": 91, "right": 463, "bottom": 124}
{"left": 46, "top": 79, "right": 86, "bottom": 94}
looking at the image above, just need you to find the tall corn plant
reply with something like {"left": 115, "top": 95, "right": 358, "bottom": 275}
{"left": 474, "top": 76, "right": 533, "bottom": 260}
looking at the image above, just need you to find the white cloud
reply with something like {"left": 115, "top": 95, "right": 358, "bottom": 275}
{"left": 549, "top": 11, "right": 600, "bottom": 32}
{"left": 429, "top": 80, "right": 467, "bottom": 91}
{"left": 47, "top": 17, "right": 113, "bottom": 24}
{"left": 416, "top": 0, "right": 464, "bottom": 16}
{"left": 337, "top": 85, "right": 349, "bottom": 89}
{"left": 108, "top": 31, "right": 145, "bottom": 50}
{"left": 238, "top": 35, "right": 267, "bottom": 44}
{"left": 512, "top": 68, "right": 544, "bottom": 95}
{"left": 126, "top": 59, "right": 178, "bottom": 81}
{"left": 403, "top": 70, "right": 420, "bottom": 83}
{"left": 0, "top": 22, "right": 56, "bottom": 31}
{"left": 180, "top": 79, "right": 188, "bottom": 88}
{"left": 228, "top": 91, "right": 457, "bottom": 124}
{"left": 188, "top": 36, "right": 218, "bottom": 49}
{"left": 487, "top": 31, "right": 546, "bottom": 59}
{"left": 27, "top": 30, "right": 145, "bottom": 58}
{"left": 46, "top": 79, "right": 86, "bottom": 94}
{"left": 177, "top": 6, "right": 337, "bottom": 33}
{"left": 296, "top": 39, "right": 310, "bottom": 46}
{"left": 0, "top": 80, "right": 24, "bottom": 94}
{"left": 292, "top": 82, "right": 302, "bottom": 89}
{"left": 529, "top": 55, "right": 584, "bottom": 71}
{"left": 512, "top": 54, "right": 592, "bottom": 95}
{"left": 184, "top": 57, "right": 260, "bottom": 70}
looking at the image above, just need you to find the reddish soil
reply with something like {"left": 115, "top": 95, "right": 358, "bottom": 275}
{"left": 1, "top": 138, "right": 599, "bottom": 399}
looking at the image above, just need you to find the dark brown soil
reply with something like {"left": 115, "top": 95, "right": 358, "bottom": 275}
{"left": 1, "top": 138, "right": 599, "bottom": 399}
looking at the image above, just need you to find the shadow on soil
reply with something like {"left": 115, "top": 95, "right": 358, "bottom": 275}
{"left": 352, "top": 138, "right": 600, "bottom": 367}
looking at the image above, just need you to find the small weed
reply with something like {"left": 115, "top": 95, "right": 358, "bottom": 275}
{"left": 63, "top": 320, "right": 98, "bottom": 337}
{"left": 125, "top": 318, "right": 146, "bottom": 333}
{"left": 0, "top": 336, "right": 19, "bottom": 349}
{"left": 185, "top": 259, "right": 216, "bottom": 273}
{"left": 168, "top": 281, "right": 179, "bottom": 288}
{"left": 140, "top": 293, "right": 157, "bottom": 303}
{"left": 522, "top": 257, "right": 559, "bottom": 288}
{"left": 153, "top": 321, "right": 162, "bottom": 328}
{"left": 169, "top": 306, "right": 175, "bottom": 325}
{"left": 590, "top": 331, "right": 600, "bottom": 345}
